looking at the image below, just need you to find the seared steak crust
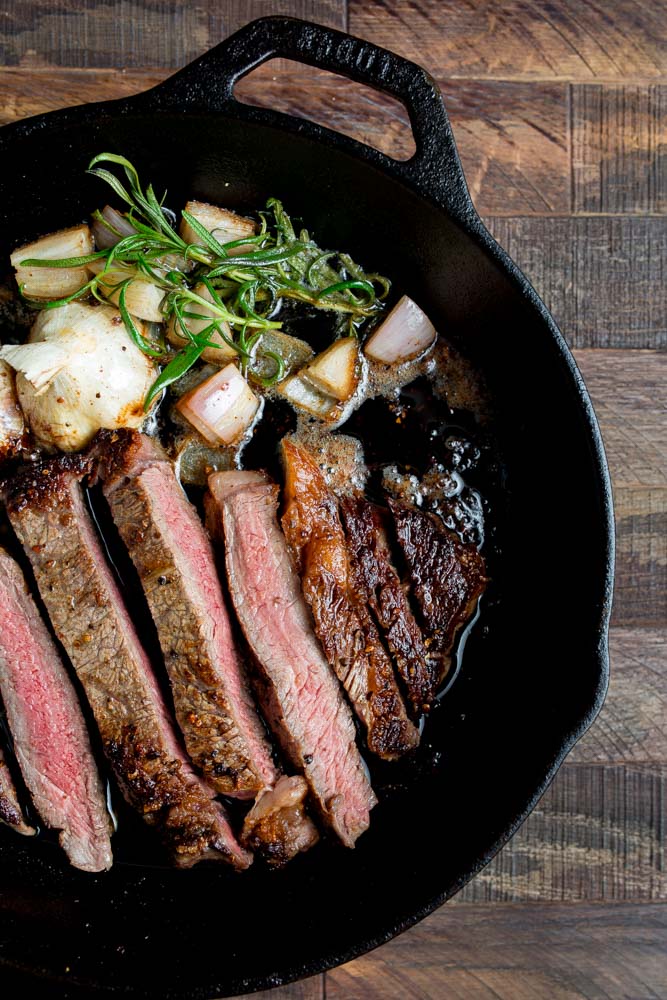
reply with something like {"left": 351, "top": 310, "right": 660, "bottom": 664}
{"left": 388, "top": 499, "right": 487, "bottom": 680}
{"left": 0, "top": 547, "right": 111, "bottom": 868}
{"left": 97, "top": 430, "right": 276, "bottom": 799}
{"left": 207, "top": 471, "right": 376, "bottom": 847}
{"left": 281, "top": 439, "right": 418, "bottom": 759}
{"left": 4, "top": 460, "right": 250, "bottom": 869}
{"left": 340, "top": 497, "right": 437, "bottom": 716}
{"left": 0, "top": 745, "right": 34, "bottom": 836}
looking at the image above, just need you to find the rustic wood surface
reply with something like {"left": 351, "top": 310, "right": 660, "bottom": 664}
{"left": 0, "top": 2, "right": 665, "bottom": 997}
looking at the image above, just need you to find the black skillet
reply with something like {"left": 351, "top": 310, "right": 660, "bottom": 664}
{"left": 0, "top": 16, "right": 614, "bottom": 998}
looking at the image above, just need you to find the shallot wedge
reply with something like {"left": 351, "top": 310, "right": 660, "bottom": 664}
{"left": 0, "top": 547, "right": 112, "bottom": 870}
{"left": 87, "top": 259, "right": 165, "bottom": 322}
{"left": 91, "top": 205, "right": 137, "bottom": 250}
{"left": 11, "top": 225, "right": 93, "bottom": 300}
{"left": 3, "top": 458, "right": 250, "bottom": 869}
{"left": 275, "top": 373, "right": 336, "bottom": 418}
{"left": 180, "top": 201, "right": 257, "bottom": 254}
{"left": 167, "top": 282, "right": 237, "bottom": 366}
{"left": 301, "top": 338, "right": 360, "bottom": 402}
{"left": 206, "top": 470, "right": 376, "bottom": 847}
{"left": 364, "top": 295, "right": 436, "bottom": 364}
{"left": 176, "top": 364, "right": 260, "bottom": 445}
{"left": 96, "top": 429, "right": 277, "bottom": 799}
{"left": 0, "top": 745, "right": 35, "bottom": 837}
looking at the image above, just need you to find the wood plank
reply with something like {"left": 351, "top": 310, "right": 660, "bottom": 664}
{"left": 486, "top": 216, "right": 667, "bottom": 349}
{"left": 0, "top": 1, "right": 346, "bottom": 69}
{"left": 612, "top": 487, "right": 667, "bottom": 627}
{"left": 444, "top": 79, "right": 568, "bottom": 214}
{"left": 326, "top": 901, "right": 667, "bottom": 999}
{"left": 573, "top": 350, "right": 666, "bottom": 626}
{"left": 456, "top": 764, "right": 666, "bottom": 903}
{"left": 349, "top": 0, "right": 667, "bottom": 82}
{"left": 572, "top": 84, "right": 667, "bottom": 213}
{"left": 0, "top": 68, "right": 165, "bottom": 124}
{"left": 236, "top": 977, "right": 324, "bottom": 1000}
{"left": 571, "top": 628, "right": 667, "bottom": 765}
{"left": 574, "top": 350, "right": 667, "bottom": 489}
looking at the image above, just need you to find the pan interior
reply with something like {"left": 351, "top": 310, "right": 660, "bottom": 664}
{"left": 0, "top": 109, "right": 610, "bottom": 998}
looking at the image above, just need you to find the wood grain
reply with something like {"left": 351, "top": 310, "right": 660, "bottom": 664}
{"left": 0, "top": 1, "right": 346, "bottom": 68}
{"left": 574, "top": 350, "right": 667, "bottom": 490}
{"left": 572, "top": 628, "right": 667, "bottom": 765}
{"left": 612, "top": 488, "right": 667, "bottom": 627}
{"left": 349, "top": 0, "right": 667, "bottom": 81}
{"left": 456, "top": 763, "right": 666, "bottom": 903}
{"left": 237, "top": 978, "right": 324, "bottom": 1000}
{"left": 0, "top": 67, "right": 165, "bottom": 124}
{"left": 572, "top": 84, "right": 667, "bottom": 213}
{"left": 573, "top": 350, "right": 666, "bottom": 626}
{"left": 327, "top": 901, "right": 667, "bottom": 999}
{"left": 486, "top": 216, "right": 667, "bottom": 349}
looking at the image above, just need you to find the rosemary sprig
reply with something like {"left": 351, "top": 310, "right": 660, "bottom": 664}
{"left": 18, "top": 153, "right": 390, "bottom": 407}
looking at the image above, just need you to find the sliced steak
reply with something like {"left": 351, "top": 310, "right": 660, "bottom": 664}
{"left": 242, "top": 775, "right": 319, "bottom": 868}
{"left": 0, "top": 547, "right": 111, "bottom": 869}
{"left": 207, "top": 470, "right": 376, "bottom": 847}
{"left": 3, "top": 460, "right": 250, "bottom": 869}
{"left": 0, "top": 359, "right": 24, "bottom": 464}
{"left": 96, "top": 429, "right": 276, "bottom": 799}
{"left": 340, "top": 497, "right": 438, "bottom": 716}
{"left": 0, "top": 744, "right": 35, "bottom": 837}
{"left": 388, "top": 499, "right": 487, "bottom": 680}
{"left": 280, "top": 439, "right": 418, "bottom": 759}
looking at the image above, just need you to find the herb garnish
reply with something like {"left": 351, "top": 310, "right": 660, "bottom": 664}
{"left": 19, "top": 153, "right": 389, "bottom": 408}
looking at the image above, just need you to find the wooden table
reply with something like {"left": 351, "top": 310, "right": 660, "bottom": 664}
{"left": 1, "top": 2, "right": 665, "bottom": 996}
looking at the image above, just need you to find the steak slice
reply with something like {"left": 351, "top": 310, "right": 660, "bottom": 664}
{"left": 96, "top": 429, "right": 276, "bottom": 799}
{"left": 280, "top": 439, "right": 418, "bottom": 759}
{"left": 242, "top": 775, "right": 319, "bottom": 868}
{"left": 0, "top": 547, "right": 111, "bottom": 869}
{"left": 0, "top": 744, "right": 35, "bottom": 836}
{"left": 388, "top": 499, "right": 487, "bottom": 680}
{"left": 3, "top": 459, "right": 250, "bottom": 870}
{"left": 207, "top": 470, "right": 376, "bottom": 847}
{"left": 340, "top": 496, "right": 437, "bottom": 717}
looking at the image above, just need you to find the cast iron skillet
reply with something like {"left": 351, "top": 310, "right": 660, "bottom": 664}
{"left": 0, "top": 16, "right": 613, "bottom": 998}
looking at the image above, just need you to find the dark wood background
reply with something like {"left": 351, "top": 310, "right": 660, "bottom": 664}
{"left": 1, "top": 2, "right": 665, "bottom": 996}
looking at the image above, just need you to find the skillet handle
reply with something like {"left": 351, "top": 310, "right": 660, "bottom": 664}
{"left": 149, "top": 16, "right": 473, "bottom": 217}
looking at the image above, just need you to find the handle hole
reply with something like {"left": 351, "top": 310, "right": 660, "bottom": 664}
{"left": 234, "top": 59, "right": 417, "bottom": 162}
